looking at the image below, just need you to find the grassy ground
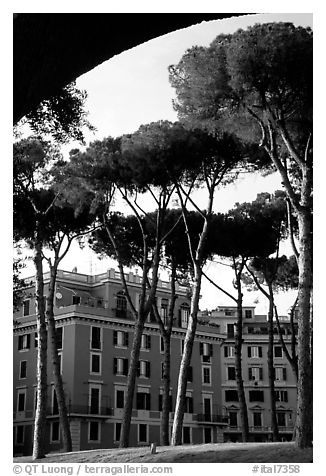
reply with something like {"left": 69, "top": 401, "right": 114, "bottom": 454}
{"left": 14, "top": 442, "right": 313, "bottom": 463}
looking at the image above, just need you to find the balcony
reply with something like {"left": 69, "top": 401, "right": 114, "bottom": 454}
{"left": 63, "top": 405, "right": 113, "bottom": 416}
{"left": 195, "top": 414, "right": 229, "bottom": 425}
{"left": 13, "top": 410, "right": 34, "bottom": 420}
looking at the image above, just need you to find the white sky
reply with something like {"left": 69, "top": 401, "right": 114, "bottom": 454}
{"left": 14, "top": 12, "right": 313, "bottom": 316}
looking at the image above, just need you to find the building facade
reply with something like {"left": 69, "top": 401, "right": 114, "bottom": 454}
{"left": 13, "top": 269, "right": 227, "bottom": 456}
{"left": 199, "top": 306, "right": 297, "bottom": 442}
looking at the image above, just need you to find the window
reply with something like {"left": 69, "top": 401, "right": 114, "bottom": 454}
{"left": 225, "top": 310, "right": 235, "bottom": 316}
{"left": 187, "top": 366, "right": 193, "bottom": 383}
{"left": 274, "top": 390, "right": 288, "bottom": 403}
{"left": 136, "top": 392, "right": 151, "bottom": 410}
{"left": 116, "top": 291, "right": 127, "bottom": 318}
{"left": 52, "top": 388, "right": 59, "bottom": 415}
{"left": 113, "top": 358, "right": 128, "bottom": 376}
{"left": 183, "top": 427, "right": 191, "bottom": 444}
{"left": 249, "top": 367, "right": 263, "bottom": 381}
{"left": 34, "top": 332, "right": 38, "bottom": 348}
{"left": 72, "top": 295, "right": 81, "bottom": 305}
{"left": 89, "top": 421, "right": 100, "bottom": 442}
{"left": 158, "top": 394, "right": 173, "bottom": 412}
{"left": 249, "top": 390, "right": 264, "bottom": 402}
{"left": 138, "top": 424, "right": 148, "bottom": 443}
{"left": 227, "top": 366, "right": 236, "bottom": 381}
{"left": 277, "top": 412, "right": 286, "bottom": 427}
{"left": 19, "top": 361, "right": 27, "bottom": 379}
{"left": 89, "top": 386, "right": 100, "bottom": 414}
{"left": 90, "top": 353, "right": 101, "bottom": 374}
{"left": 23, "top": 300, "right": 30, "bottom": 316}
{"left": 274, "top": 367, "right": 287, "bottom": 381}
{"left": 225, "top": 390, "right": 239, "bottom": 402}
{"left": 51, "top": 422, "right": 60, "bottom": 442}
{"left": 140, "top": 334, "right": 151, "bottom": 350}
{"left": 18, "top": 334, "right": 30, "bottom": 351}
{"left": 200, "top": 342, "right": 213, "bottom": 362}
{"left": 56, "top": 327, "right": 63, "bottom": 350}
{"left": 15, "top": 425, "right": 24, "bottom": 445}
{"left": 229, "top": 411, "right": 238, "bottom": 427}
{"left": 180, "top": 303, "right": 190, "bottom": 328}
{"left": 138, "top": 360, "right": 151, "bottom": 378}
{"left": 245, "top": 309, "right": 253, "bottom": 318}
{"left": 160, "top": 337, "right": 165, "bottom": 353}
{"left": 17, "top": 389, "right": 26, "bottom": 412}
{"left": 185, "top": 396, "right": 193, "bottom": 413}
{"left": 113, "top": 330, "right": 129, "bottom": 347}
{"left": 115, "top": 423, "right": 121, "bottom": 442}
{"left": 247, "top": 346, "right": 263, "bottom": 358}
{"left": 203, "top": 366, "right": 211, "bottom": 385}
{"left": 91, "top": 326, "right": 101, "bottom": 350}
{"left": 161, "top": 298, "right": 168, "bottom": 324}
{"left": 116, "top": 390, "right": 125, "bottom": 409}
{"left": 253, "top": 412, "right": 262, "bottom": 427}
{"left": 57, "top": 352, "right": 62, "bottom": 374}
{"left": 224, "top": 345, "right": 235, "bottom": 358}
{"left": 227, "top": 324, "right": 235, "bottom": 337}
{"left": 274, "top": 346, "right": 283, "bottom": 358}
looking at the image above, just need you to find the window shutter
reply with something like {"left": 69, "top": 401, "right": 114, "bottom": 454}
{"left": 258, "top": 347, "right": 262, "bottom": 357}
{"left": 273, "top": 367, "right": 276, "bottom": 380}
{"left": 147, "top": 393, "right": 151, "bottom": 410}
{"left": 158, "top": 395, "right": 162, "bottom": 411}
{"left": 284, "top": 391, "right": 288, "bottom": 403}
{"left": 137, "top": 361, "right": 140, "bottom": 377}
{"left": 248, "top": 347, "right": 251, "bottom": 358}
{"left": 224, "top": 346, "right": 228, "bottom": 358}
{"left": 113, "top": 358, "right": 117, "bottom": 374}
{"left": 199, "top": 342, "right": 203, "bottom": 355}
{"left": 136, "top": 393, "right": 141, "bottom": 410}
{"left": 26, "top": 334, "right": 30, "bottom": 349}
{"left": 123, "top": 359, "right": 128, "bottom": 376}
{"left": 259, "top": 367, "right": 263, "bottom": 380}
{"left": 210, "top": 344, "right": 213, "bottom": 356}
{"left": 189, "top": 397, "right": 193, "bottom": 413}
{"left": 178, "top": 309, "right": 181, "bottom": 327}
{"left": 283, "top": 368, "right": 287, "bottom": 381}
{"left": 147, "top": 335, "right": 151, "bottom": 349}
{"left": 113, "top": 331, "right": 117, "bottom": 345}
{"left": 187, "top": 366, "right": 193, "bottom": 382}
{"left": 146, "top": 361, "right": 151, "bottom": 378}
{"left": 249, "top": 368, "right": 252, "bottom": 380}
{"left": 124, "top": 332, "right": 129, "bottom": 347}
{"left": 18, "top": 336, "right": 23, "bottom": 350}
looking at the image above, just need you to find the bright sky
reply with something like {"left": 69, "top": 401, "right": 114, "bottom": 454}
{"left": 17, "top": 12, "right": 313, "bottom": 315}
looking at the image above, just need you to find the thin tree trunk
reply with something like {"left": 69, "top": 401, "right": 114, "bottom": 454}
{"left": 120, "top": 245, "right": 161, "bottom": 448}
{"left": 32, "top": 238, "right": 48, "bottom": 460}
{"left": 295, "top": 209, "right": 313, "bottom": 448}
{"left": 234, "top": 262, "right": 249, "bottom": 442}
{"left": 119, "top": 311, "right": 147, "bottom": 447}
{"left": 161, "top": 332, "right": 172, "bottom": 445}
{"left": 267, "top": 286, "right": 279, "bottom": 441}
{"left": 171, "top": 264, "right": 202, "bottom": 445}
{"left": 46, "top": 263, "right": 72, "bottom": 452}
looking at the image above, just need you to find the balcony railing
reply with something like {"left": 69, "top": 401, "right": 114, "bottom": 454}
{"left": 52, "top": 405, "right": 113, "bottom": 416}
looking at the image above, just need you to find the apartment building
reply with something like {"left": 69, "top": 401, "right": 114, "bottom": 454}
{"left": 200, "top": 306, "right": 297, "bottom": 442}
{"left": 13, "top": 269, "right": 227, "bottom": 456}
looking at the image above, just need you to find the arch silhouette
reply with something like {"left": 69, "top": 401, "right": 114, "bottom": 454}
{"left": 13, "top": 13, "right": 244, "bottom": 124}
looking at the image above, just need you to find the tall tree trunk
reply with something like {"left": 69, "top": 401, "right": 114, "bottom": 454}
{"left": 120, "top": 247, "right": 161, "bottom": 448}
{"left": 267, "top": 287, "right": 280, "bottom": 441}
{"left": 161, "top": 332, "right": 172, "bottom": 445}
{"left": 46, "top": 264, "right": 72, "bottom": 452}
{"left": 119, "top": 311, "right": 147, "bottom": 447}
{"left": 295, "top": 209, "right": 313, "bottom": 448}
{"left": 160, "top": 261, "right": 177, "bottom": 446}
{"left": 32, "top": 238, "right": 48, "bottom": 460}
{"left": 171, "top": 264, "right": 202, "bottom": 445}
{"left": 234, "top": 262, "right": 249, "bottom": 442}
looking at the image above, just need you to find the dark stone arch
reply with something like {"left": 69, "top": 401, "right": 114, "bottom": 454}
{"left": 13, "top": 13, "right": 246, "bottom": 124}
